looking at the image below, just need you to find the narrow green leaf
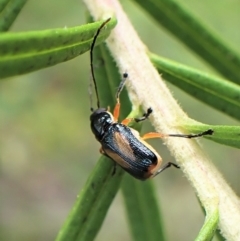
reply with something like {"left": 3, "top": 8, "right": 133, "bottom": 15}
{"left": 0, "top": 0, "right": 9, "bottom": 12}
{"left": 198, "top": 200, "right": 222, "bottom": 241}
{"left": 134, "top": 0, "right": 240, "bottom": 84}
{"left": 197, "top": 200, "right": 219, "bottom": 241}
{"left": 0, "top": 18, "right": 117, "bottom": 78}
{"left": 122, "top": 176, "right": 165, "bottom": 241}
{"left": 150, "top": 53, "right": 240, "bottom": 121}
{"left": 0, "top": 0, "right": 27, "bottom": 31}
{"left": 182, "top": 123, "right": 240, "bottom": 149}
{"left": 55, "top": 156, "right": 124, "bottom": 241}
{"left": 195, "top": 207, "right": 218, "bottom": 241}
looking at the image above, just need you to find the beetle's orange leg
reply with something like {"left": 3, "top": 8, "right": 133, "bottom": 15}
{"left": 142, "top": 132, "right": 167, "bottom": 140}
{"left": 121, "top": 117, "right": 134, "bottom": 126}
{"left": 121, "top": 107, "right": 153, "bottom": 126}
{"left": 113, "top": 102, "right": 120, "bottom": 122}
{"left": 142, "top": 129, "right": 214, "bottom": 140}
{"left": 113, "top": 73, "right": 128, "bottom": 122}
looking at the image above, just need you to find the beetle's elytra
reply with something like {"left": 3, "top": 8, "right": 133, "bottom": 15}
{"left": 89, "top": 18, "right": 213, "bottom": 180}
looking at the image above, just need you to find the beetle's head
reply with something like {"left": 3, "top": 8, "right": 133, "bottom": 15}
{"left": 90, "top": 108, "right": 114, "bottom": 141}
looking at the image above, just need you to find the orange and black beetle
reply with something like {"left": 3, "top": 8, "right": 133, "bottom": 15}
{"left": 89, "top": 18, "right": 213, "bottom": 180}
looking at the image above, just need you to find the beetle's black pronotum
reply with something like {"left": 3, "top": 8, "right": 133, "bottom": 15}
{"left": 89, "top": 18, "right": 213, "bottom": 180}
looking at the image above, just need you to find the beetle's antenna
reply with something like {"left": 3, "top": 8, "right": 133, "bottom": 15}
{"left": 90, "top": 18, "right": 111, "bottom": 111}
{"left": 88, "top": 76, "right": 94, "bottom": 112}
{"left": 116, "top": 73, "right": 128, "bottom": 102}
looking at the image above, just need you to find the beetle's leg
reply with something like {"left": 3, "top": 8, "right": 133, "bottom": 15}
{"left": 141, "top": 132, "right": 167, "bottom": 140}
{"left": 153, "top": 162, "right": 180, "bottom": 178}
{"left": 168, "top": 129, "right": 214, "bottom": 138}
{"left": 142, "top": 129, "right": 213, "bottom": 140}
{"left": 113, "top": 101, "right": 120, "bottom": 122}
{"left": 121, "top": 107, "right": 152, "bottom": 125}
{"left": 113, "top": 73, "right": 128, "bottom": 121}
{"left": 121, "top": 118, "right": 133, "bottom": 126}
{"left": 134, "top": 107, "right": 153, "bottom": 122}
{"left": 121, "top": 118, "right": 134, "bottom": 126}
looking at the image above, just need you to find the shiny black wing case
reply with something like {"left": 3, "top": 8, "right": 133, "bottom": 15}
{"left": 101, "top": 123, "right": 158, "bottom": 180}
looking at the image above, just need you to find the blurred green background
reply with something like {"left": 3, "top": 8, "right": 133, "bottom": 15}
{"left": 1, "top": 1, "right": 240, "bottom": 241}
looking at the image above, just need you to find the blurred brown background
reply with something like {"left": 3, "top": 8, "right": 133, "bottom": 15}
{"left": 1, "top": 1, "right": 240, "bottom": 241}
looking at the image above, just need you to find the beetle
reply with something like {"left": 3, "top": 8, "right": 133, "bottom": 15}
{"left": 89, "top": 18, "right": 213, "bottom": 180}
